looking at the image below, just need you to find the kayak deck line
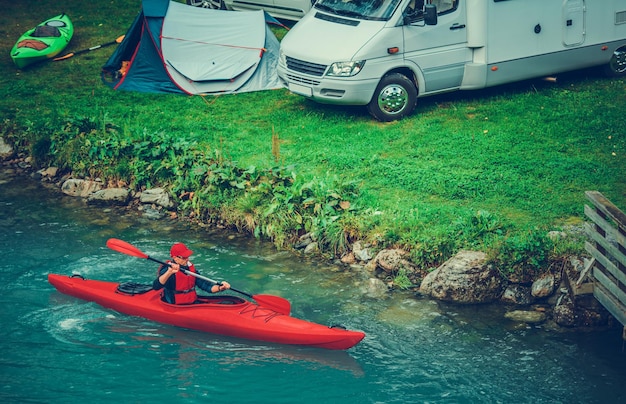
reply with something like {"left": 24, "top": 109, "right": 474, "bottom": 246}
{"left": 239, "top": 304, "right": 284, "bottom": 322}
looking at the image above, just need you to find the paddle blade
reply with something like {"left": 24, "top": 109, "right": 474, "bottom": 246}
{"left": 106, "top": 238, "right": 149, "bottom": 259}
{"left": 253, "top": 294, "right": 291, "bottom": 315}
{"left": 52, "top": 52, "right": 74, "bottom": 61}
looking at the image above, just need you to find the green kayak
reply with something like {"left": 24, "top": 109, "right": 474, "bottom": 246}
{"left": 11, "top": 13, "right": 74, "bottom": 69}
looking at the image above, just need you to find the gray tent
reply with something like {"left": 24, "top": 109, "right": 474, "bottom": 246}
{"left": 102, "top": 0, "right": 283, "bottom": 95}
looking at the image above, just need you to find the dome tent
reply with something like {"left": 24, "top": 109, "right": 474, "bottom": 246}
{"left": 102, "top": 0, "right": 283, "bottom": 95}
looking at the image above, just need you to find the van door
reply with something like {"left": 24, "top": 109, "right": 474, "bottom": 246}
{"left": 563, "top": 0, "right": 585, "bottom": 46}
{"left": 402, "top": 0, "right": 470, "bottom": 93}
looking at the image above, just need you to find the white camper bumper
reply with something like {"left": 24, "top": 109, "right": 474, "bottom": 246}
{"left": 278, "top": 65, "right": 379, "bottom": 106}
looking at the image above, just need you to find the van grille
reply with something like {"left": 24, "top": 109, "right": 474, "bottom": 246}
{"left": 285, "top": 56, "right": 327, "bottom": 77}
{"left": 616, "top": 11, "right": 626, "bottom": 24}
{"left": 285, "top": 73, "right": 321, "bottom": 86}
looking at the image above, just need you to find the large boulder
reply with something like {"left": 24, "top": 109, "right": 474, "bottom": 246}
{"left": 419, "top": 250, "right": 505, "bottom": 304}
{"left": 554, "top": 294, "right": 577, "bottom": 326}
{"left": 139, "top": 187, "right": 175, "bottom": 209}
{"left": 531, "top": 272, "right": 556, "bottom": 298}
{"left": 504, "top": 310, "right": 547, "bottom": 324}
{"left": 61, "top": 179, "right": 102, "bottom": 197}
{"left": 367, "top": 248, "right": 425, "bottom": 285}
{"left": 500, "top": 284, "right": 534, "bottom": 305}
{"left": 374, "top": 249, "right": 411, "bottom": 273}
{"left": 352, "top": 241, "right": 373, "bottom": 262}
{"left": 87, "top": 188, "right": 131, "bottom": 206}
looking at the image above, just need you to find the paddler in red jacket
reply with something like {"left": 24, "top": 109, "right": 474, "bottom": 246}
{"left": 153, "top": 242, "right": 231, "bottom": 304}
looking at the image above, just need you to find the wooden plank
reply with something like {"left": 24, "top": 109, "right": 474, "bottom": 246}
{"left": 594, "top": 283, "right": 626, "bottom": 327}
{"left": 575, "top": 282, "right": 594, "bottom": 296}
{"left": 585, "top": 241, "right": 626, "bottom": 287}
{"left": 576, "top": 257, "right": 594, "bottom": 285}
{"left": 585, "top": 225, "right": 626, "bottom": 276}
{"left": 584, "top": 205, "right": 626, "bottom": 250}
{"left": 585, "top": 191, "right": 626, "bottom": 232}
{"left": 563, "top": 262, "right": 594, "bottom": 296}
{"left": 593, "top": 266, "right": 626, "bottom": 307}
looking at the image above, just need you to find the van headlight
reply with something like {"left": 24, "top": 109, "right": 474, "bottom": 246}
{"left": 326, "top": 61, "right": 365, "bottom": 77}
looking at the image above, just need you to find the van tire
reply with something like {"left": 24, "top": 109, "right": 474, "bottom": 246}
{"left": 367, "top": 73, "right": 418, "bottom": 122}
{"left": 186, "top": 0, "right": 224, "bottom": 9}
{"left": 603, "top": 46, "right": 626, "bottom": 78}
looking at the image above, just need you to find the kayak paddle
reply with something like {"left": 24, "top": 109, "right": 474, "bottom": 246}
{"left": 53, "top": 35, "right": 125, "bottom": 61}
{"left": 106, "top": 238, "right": 291, "bottom": 315}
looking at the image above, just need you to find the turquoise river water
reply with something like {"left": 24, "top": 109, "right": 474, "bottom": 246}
{"left": 1, "top": 169, "right": 625, "bottom": 403}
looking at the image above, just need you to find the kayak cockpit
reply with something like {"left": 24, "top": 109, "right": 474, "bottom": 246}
{"left": 115, "top": 280, "right": 248, "bottom": 307}
{"left": 195, "top": 295, "right": 247, "bottom": 305}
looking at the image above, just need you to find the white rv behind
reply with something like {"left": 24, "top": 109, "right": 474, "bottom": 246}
{"left": 277, "top": 0, "right": 626, "bottom": 121}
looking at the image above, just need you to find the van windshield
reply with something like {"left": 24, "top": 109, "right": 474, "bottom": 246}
{"left": 314, "top": 0, "right": 403, "bottom": 21}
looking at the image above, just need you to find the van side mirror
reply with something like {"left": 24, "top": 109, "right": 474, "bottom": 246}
{"left": 424, "top": 4, "right": 437, "bottom": 25}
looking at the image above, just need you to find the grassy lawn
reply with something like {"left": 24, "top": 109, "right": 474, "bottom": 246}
{"left": 2, "top": 0, "right": 625, "bottom": 277}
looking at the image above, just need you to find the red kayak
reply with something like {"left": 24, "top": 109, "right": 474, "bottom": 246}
{"left": 48, "top": 274, "right": 365, "bottom": 350}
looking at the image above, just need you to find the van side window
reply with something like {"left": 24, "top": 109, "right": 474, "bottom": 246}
{"left": 430, "top": 0, "right": 457, "bottom": 14}
{"left": 405, "top": 0, "right": 458, "bottom": 22}
{"left": 405, "top": 0, "right": 425, "bottom": 20}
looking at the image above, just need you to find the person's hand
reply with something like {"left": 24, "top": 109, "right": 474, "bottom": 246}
{"left": 213, "top": 281, "right": 230, "bottom": 292}
{"left": 169, "top": 263, "right": 180, "bottom": 273}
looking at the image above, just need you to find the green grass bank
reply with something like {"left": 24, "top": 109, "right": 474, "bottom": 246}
{"left": 2, "top": 0, "right": 625, "bottom": 282}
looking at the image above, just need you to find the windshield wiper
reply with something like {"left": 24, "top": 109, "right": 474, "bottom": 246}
{"left": 334, "top": 9, "right": 366, "bottom": 18}
{"left": 316, "top": 4, "right": 366, "bottom": 19}
{"left": 315, "top": 4, "right": 337, "bottom": 13}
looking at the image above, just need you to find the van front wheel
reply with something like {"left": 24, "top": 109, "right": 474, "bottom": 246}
{"left": 603, "top": 46, "right": 626, "bottom": 77}
{"left": 367, "top": 73, "right": 418, "bottom": 122}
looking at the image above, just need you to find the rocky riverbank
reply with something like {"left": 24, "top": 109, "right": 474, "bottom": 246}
{"left": 1, "top": 139, "right": 617, "bottom": 332}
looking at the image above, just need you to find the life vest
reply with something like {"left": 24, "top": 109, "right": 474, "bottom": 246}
{"left": 171, "top": 262, "right": 198, "bottom": 304}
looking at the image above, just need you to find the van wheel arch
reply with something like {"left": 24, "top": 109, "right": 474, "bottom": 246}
{"left": 603, "top": 45, "right": 626, "bottom": 78}
{"left": 367, "top": 72, "right": 418, "bottom": 122}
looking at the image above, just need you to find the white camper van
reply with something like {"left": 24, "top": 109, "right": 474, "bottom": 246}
{"left": 277, "top": 0, "right": 626, "bottom": 121}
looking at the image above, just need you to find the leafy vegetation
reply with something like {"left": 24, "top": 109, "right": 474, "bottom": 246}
{"left": 2, "top": 1, "right": 625, "bottom": 284}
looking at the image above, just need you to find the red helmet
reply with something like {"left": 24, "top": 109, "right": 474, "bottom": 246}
{"left": 170, "top": 242, "right": 193, "bottom": 258}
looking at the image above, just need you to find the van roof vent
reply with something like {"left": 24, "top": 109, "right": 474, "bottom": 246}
{"left": 616, "top": 10, "right": 626, "bottom": 25}
{"left": 314, "top": 12, "right": 360, "bottom": 27}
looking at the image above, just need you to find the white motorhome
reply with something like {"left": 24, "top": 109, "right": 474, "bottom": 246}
{"left": 277, "top": 0, "right": 626, "bottom": 121}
